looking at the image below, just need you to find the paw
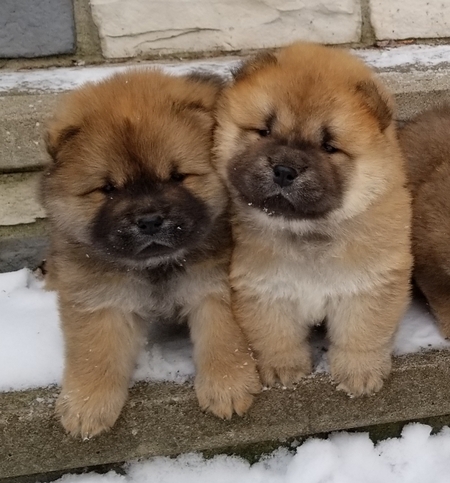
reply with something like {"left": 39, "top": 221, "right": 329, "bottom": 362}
{"left": 195, "top": 351, "right": 261, "bottom": 419}
{"left": 56, "top": 384, "right": 128, "bottom": 439}
{"left": 258, "top": 350, "right": 312, "bottom": 387}
{"left": 329, "top": 347, "right": 392, "bottom": 396}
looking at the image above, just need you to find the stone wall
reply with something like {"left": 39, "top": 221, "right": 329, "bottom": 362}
{"left": 371, "top": 0, "right": 450, "bottom": 40}
{"left": 1, "top": 0, "right": 449, "bottom": 62}
{"left": 89, "top": 0, "right": 450, "bottom": 59}
{"left": 0, "top": 0, "right": 75, "bottom": 58}
{"left": 90, "top": 0, "right": 362, "bottom": 58}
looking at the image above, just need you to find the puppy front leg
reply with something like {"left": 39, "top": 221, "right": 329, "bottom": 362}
{"left": 56, "top": 301, "right": 143, "bottom": 438}
{"left": 415, "top": 268, "right": 450, "bottom": 339}
{"left": 423, "top": 289, "right": 450, "bottom": 339}
{"left": 233, "top": 292, "right": 313, "bottom": 387}
{"left": 327, "top": 276, "right": 410, "bottom": 396}
{"left": 188, "top": 294, "right": 261, "bottom": 419}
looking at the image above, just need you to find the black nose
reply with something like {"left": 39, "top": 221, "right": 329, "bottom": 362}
{"left": 136, "top": 214, "right": 164, "bottom": 235}
{"left": 273, "top": 165, "right": 298, "bottom": 188}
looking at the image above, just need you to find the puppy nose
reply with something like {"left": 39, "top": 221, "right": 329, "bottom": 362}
{"left": 136, "top": 214, "right": 163, "bottom": 235}
{"left": 273, "top": 165, "right": 298, "bottom": 188}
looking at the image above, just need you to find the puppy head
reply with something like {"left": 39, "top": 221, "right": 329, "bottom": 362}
{"left": 214, "top": 42, "right": 398, "bottom": 230}
{"left": 42, "top": 69, "right": 226, "bottom": 268}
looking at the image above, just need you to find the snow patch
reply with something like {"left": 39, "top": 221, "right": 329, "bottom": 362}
{"left": 52, "top": 424, "right": 450, "bottom": 483}
{"left": 2, "top": 45, "right": 450, "bottom": 95}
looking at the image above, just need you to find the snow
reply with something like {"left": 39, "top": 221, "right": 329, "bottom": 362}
{"left": 0, "top": 268, "right": 449, "bottom": 393}
{"left": 49, "top": 423, "right": 450, "bottom": 483}
{"left": 356, "top": 44, "right": 450, "bottom": 69}
{"left": 0, "top": 60, "right": 239, "bottom": 95}
{"left": 1, "top": 45, "right": 450, "bottom": 95}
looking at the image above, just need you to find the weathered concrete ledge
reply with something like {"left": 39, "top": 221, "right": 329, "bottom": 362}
{"left": 2, "top": 350, "right": 450, "bottom": 479}
{"left": 0, "top": 220, "right": 48, "bottom": 272}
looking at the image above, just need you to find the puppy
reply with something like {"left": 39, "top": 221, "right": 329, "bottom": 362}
{"left": 399, "top": 104, "right": 450, "bottom": 338}
{"left": 41, "top": 69, "right": 260, "bottom": 438}
{"left": 213, "top": 42, "right": 412, "bottom": 395}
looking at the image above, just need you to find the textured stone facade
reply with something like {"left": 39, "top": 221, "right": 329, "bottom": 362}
{"left": 0, "top": 0, "right": 75, "bottom": 58}
{"left": 90, "top": 0, "right": 362, "bottom": 58}
{"left": 371, "top": 0, "right": 450, "bottom": 40}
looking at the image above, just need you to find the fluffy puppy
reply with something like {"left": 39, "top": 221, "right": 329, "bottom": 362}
{"left": 399, "top": 104, "right": 450, "bottom": 338}
{"left": 41, "top": 69, "right": 260, "bottom": 438}
{"left": 213, "top": 42, "right": 412, "bottom": 395}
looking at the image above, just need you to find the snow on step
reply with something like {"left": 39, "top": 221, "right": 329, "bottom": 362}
{"left": 2, "top": 45, "right": 450, "bottom": 95}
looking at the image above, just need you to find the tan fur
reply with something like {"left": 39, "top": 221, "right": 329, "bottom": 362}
{"left": 42, "top": 70, "right": 260, "bottom": 438}
{"left": 399, "top": 104, "right": 450, "bottom": 338}
{"left": 214, "top": 42, "right": 412, "bottom": 395}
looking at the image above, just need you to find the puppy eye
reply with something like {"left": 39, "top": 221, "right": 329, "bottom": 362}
{"left": 257, "top": 128, "right": 271, "bottom": 137}
{"left": 322, "top": 142, "right": 338, "bottom": 154}
{"left": 170, "top": 172, "right": 187, "bottom": 182}
{"left": 100, "top": 183, "right": 116, "bottom": 194}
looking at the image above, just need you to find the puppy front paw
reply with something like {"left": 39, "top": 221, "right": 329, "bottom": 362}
{"left": 258, "top": 349, "right": 313, "bottom": 387}
{"left": 56, "top": 384, "right": 128, "bottom": 439}
{"left": 329, "top": 347, "right": 392, "bottom": 396}
{"left": 195, "top": 351, "right": 261, "bottom": 419}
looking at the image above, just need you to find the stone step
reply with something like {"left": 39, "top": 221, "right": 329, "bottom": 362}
{"left": 2, "top": 44, "right": 450, "bottom": 271}
{"left": 0, "top": 94, "right": 57, "bottom": 172}
{"left": 2, "top": 350, "right": 450, "bottom": 480}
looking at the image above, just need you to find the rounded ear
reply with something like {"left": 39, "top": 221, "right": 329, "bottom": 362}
{"left": 355, "top": 80, "right": 394, "bottom": 132}
{"left": 167, "top": 73, "right": 226, "bottom": 132}
{"left": 186, "top": 71, "right": 226, "bottom": 91}
{"left": 232, "top": 51, "right": 278, "bottom": 82}
{"left": 45, "top": 124, "right": 81, "bottom": 162}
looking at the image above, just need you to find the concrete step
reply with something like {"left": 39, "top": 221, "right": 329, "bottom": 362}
{"left": 2, "top": 350, "right": 450, "bottom": 480}
{"left": 2, "top": 44, "right": 450, "bottom": 271}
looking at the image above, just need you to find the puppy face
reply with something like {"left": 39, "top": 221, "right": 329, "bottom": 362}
{"left": 214, "top": 43, "right": 396, "bottom": 227}
{"left": 42, "top": 70, "right": 226, "bottom": 268}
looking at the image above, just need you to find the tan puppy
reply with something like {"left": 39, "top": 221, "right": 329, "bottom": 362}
{"left": 399, "top": 104, "right": 450, "bottom": 338}
{"left": 213, "top": 42, "right": 412, "bottom": 395}
{"left": 41, "top": 70, "right": 260, "bottom": 438}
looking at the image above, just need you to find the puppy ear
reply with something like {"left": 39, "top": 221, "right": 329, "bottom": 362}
{"left": 187, "top": 71, "right": 226, "bottom": 91}
{"left": 45, "top": 124, "right": 81, "bottom": 162}
{"left": 171, "top": 73, "right": 225, "bottom": 122}
{"left": 232, "top": 51, "right": 278, "bottom": 82}
{"left": 355, "top": 80, "right": 394, "bottom": 132}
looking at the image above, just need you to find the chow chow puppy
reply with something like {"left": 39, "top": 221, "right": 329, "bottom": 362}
{"left": 41, "top": 69, "right": 260, "bottom": 438}
{"left": 213, "top": 42, "right": 412, "bottom": 395}
{"left": 399, "top": 104, "right": 450, "bottom": 338}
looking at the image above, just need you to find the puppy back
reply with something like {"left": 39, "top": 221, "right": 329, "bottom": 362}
{"left": 399, "top": 104, "right": 450, "bottom": 192}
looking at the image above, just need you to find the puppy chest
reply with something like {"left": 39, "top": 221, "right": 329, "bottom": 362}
{"left": 141, "top": 282, "right": 182, "bottom": 319}
{"left": 137, "top": 267, "right": 225, "bottom": 320}
{"left": 233, "top": 252, "right": 375, "bottom": 319}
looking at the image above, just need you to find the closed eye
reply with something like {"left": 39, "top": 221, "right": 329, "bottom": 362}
{"left": 100, "top": 183, "right": 116, "bottom": 193}
{"left": 243, "top": 114, "right": 275, "bottom": 138}
{"left": 79, "top": 181, "right": 118, "bottom": 197}
{"left": 170, "top": 172, "right": 187, "bottom": 182}
{"left": 169, "top": 168, "right": 209, "bottom": 181}
{"left": 322, "top": 142, "right": 339, "bottom": 154}
{"left": 321, "top": 127, "right": 340, "bottom": 154}
{"left": 257, "top": 128, "right": 271, "bottom": 137}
